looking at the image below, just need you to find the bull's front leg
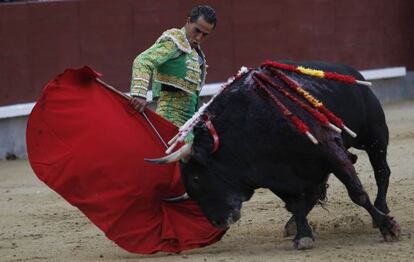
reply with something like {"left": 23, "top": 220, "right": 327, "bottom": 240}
{"left": 285, "top": 194, "right": 318, "bottom": 250}
{"left": 283, "top": 182, "right": 328, "bottom": 238}
{"left": 283, "top": 215, "right": 297, "bottom": 237}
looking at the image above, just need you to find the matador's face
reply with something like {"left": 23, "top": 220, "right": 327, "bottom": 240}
{"left": 185, "top": 16, "right": 214, "bottom": 48}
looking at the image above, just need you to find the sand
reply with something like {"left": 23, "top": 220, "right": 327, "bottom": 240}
{"left": 1, "top": 100, "right": 414, "bottom": 262}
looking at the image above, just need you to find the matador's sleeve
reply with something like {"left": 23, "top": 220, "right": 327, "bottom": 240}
{"left": 130, "top": 39, "right": 179, "bottom": 98}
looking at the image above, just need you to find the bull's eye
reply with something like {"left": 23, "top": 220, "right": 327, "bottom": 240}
{"left": 189, "top": 175, "right": 200, "bottom": 189}
{"left": 193, "top": 176, "right": 199, "bottom": 184}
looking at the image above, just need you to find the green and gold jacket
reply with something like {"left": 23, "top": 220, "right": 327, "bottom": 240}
{"left": 130, "top": 27, "right": 207, "bottom": 100}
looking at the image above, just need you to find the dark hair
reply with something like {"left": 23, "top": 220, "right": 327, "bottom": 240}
{"left": 188, "top": 5, "right": 217, "bottom": 28}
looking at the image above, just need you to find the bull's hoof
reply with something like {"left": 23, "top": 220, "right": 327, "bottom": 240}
{"left": 379, "top": 215, "right": 401, "bottom": 242}
{"left": 283, "top": 219, "right": 297, "bottom": 237}
{"left": 293, "top": 237, "right": 314, "bottom": 250}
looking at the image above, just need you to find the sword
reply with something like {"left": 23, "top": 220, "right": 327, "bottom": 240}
{"left": 95, "top": 78, "right": 168, "bottom": 149}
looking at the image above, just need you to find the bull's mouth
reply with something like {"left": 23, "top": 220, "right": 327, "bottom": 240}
{"left": 210, "top": 209, "right": 241, "bottom": 228}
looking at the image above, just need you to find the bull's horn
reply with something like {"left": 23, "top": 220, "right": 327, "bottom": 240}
{"left": 144, "top": 143, "right": 192, "bottom": 164}
{"left": 163, "top": 193, "right": 190, "bottom": 202}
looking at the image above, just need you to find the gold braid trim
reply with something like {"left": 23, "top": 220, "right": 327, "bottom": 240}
{"left": 155, "top": 73, "right": 198, "bottom": 94}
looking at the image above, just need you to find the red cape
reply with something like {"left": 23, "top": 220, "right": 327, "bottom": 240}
{"left": 26, "top": 67, "right": 225, "bottom": 254}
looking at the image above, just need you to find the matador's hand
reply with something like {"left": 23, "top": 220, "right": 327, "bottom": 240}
{"left": 129, "top": 96, "right": 148, "bottom": 113}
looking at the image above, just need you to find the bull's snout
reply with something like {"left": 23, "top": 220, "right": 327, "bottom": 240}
{"left": 210, "top": 209, "right": 241, "bottom": 228}
{"left": 211, "top": 219, "right": 227, "bottom": 228}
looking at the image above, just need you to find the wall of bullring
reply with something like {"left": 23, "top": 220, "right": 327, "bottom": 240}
{"left": 1, "top": 0, "right": 413, "bottom": 106}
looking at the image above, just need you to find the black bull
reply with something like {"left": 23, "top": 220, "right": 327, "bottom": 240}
{"left": 163, "top": 61, "right": 400, "bottom": 249}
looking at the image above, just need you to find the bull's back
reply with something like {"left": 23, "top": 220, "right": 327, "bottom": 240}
{"left": 280, "top": 60, "right": 387, "bottom": 149}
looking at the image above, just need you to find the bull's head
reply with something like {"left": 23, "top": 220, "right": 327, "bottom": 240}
{"left": 146, "top": 136, "right": 253, "bottom": 228}
{"left": 146, "top": 71, "right": 255, "bottom": 228}
{"left": 179, "top": 150, "right": 247, "bottom": 228}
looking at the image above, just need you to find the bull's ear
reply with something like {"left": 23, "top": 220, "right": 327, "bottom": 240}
{"left": 192, "top": 149, "right": 208, "bottom": 166}
{"left": 193, "top": 125, "right": 215, "bottom": 157}
{"left": 191, "top": 126, "right": 211, "bottom": 166}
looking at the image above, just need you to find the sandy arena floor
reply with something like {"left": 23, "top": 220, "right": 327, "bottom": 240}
{"left": 1, "top": 101, "right": 414, "bottom": 262}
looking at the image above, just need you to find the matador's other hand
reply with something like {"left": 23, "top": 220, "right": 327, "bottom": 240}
{"left": 129, "top": 96, "right": 148, "bottom": 113}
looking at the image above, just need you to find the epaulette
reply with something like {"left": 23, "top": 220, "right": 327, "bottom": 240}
{"left": 156, "top": 28, "right": 192, "bottom": 54}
